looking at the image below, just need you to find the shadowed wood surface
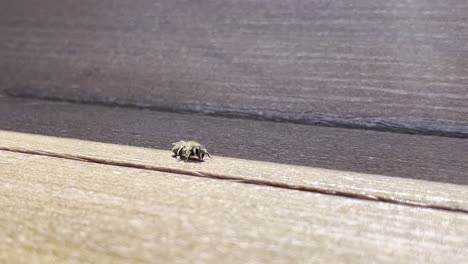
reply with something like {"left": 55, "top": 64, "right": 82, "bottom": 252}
{"left": 1, "top": 150, "right": 467, "bottom": 263}
{"left": 1, "top": 0, "right": 467, "bottom": 136}
{"left": 1, "top": 97, "right": 468, "bottom": 212}
{"left": 0, "top": 97, "right": 467, "bottom": 186}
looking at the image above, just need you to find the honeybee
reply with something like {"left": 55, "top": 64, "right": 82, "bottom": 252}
{"left": 171, "top": 140, "right": 212, "bottom": 161}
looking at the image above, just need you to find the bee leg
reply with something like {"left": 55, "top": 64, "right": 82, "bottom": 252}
{"left": 205, "top": 152, "right": 212, "bottom": 159}
{"left": 176, "top": 146, "right": 184, "bottom": 157}
{"left": 184, "top": 149, "right": 191, "bottom": 161}
{"left": 174, "top": 147, "right": 186, "bottom": 160}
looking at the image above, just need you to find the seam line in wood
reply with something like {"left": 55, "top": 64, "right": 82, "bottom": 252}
{"left": 5, "top": 94, "right": 468, "bottom": 139}
{"left": 2, "top": 146, "right": 467, "bottom": 215}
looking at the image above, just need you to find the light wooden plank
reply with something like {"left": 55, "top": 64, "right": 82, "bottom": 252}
{"left": 1, "top": 150, "right": 467, "bottom": 263}
{"left": 0, "top": 98, "right": 467, "bottom": 212}
{"left": 1, "top": 0, "right": 467, "bottom": 136}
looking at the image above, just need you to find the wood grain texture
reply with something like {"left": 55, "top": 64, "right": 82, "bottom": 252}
{"left": 1, "top": 98, "right": 467, "bottom": 212}
{"left": 1, "top": 97, "right": 467, "bottom": 186}
{"left": 1, "top": 0, "right": 467, "bottom": 136}
{"left": 1, "top": 150, "right": 467, "bottom": 263}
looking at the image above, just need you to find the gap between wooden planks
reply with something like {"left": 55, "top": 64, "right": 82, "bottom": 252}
{"left": 1, "top": 150, "right": 467, "bottom": 264}
{"left": 0, "top": 130, "right": 467, "bottom": 213}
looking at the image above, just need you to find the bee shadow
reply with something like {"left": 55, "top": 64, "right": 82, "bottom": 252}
{"left": 172, "top": 155, "right": 206, "bottom": 163}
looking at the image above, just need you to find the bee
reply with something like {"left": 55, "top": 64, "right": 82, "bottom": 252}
{"left": 171, "top": 140, "right": 212, "bottom": 161}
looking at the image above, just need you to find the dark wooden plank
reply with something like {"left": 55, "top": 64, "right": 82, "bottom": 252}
{"left": 1, "top": 150, "right": 468, "bottom": 263}
{"left": 0, "top": 97, "right": 467, "bottom": 188}
{"left": 1, "top": 0, "right": 467, "bottom": 136}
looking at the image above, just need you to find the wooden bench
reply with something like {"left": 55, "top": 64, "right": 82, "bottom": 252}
{"left": 1, "top": 1, "right": 467, "bottom": 263}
